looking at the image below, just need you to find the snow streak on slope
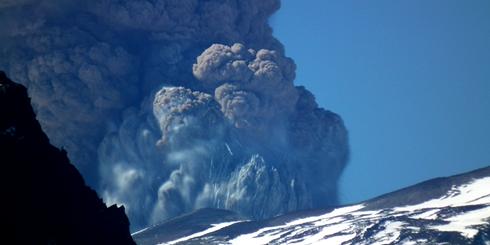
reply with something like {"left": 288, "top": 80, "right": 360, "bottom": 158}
{"left": 147, "top": 175, "right": 490, "bottom": 245}
{"left": 226, "top": 177, "right": 490, "bottom": 245}
{"left": 230, "top": 204, "right": 364, "bottom": 245}
{"left": 160, "top": 221, "right": 242, "bottom": 245}
{"left": 395, "top": 177, "right": 490, "bottom": 211}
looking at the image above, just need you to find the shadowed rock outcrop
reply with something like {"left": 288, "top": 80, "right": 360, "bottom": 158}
{"left": 0, "top": 71, "right": 135, "bottom": 245}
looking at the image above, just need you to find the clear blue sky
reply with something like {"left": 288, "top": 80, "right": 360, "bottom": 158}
{"left": 272, "top": 0, "right": 490, "bottom": 204}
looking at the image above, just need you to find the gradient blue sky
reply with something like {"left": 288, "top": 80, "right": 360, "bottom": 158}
{"left": 272, "top": 0, "right": 490, "bottom": 204}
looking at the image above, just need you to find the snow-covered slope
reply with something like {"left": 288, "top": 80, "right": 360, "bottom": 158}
{"left": 133, "top": 166, "right": 490, "bottom": 244}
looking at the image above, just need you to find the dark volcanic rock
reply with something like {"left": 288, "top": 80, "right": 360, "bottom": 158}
{"left": 0, "top": 71, "right": 136, "bottom": 245}
{"left": 133, "top": 166, "right": 490, "bottom": 244}
{"left": 364, "top": 166, "right": 490, "bottom": 210}
{"left": 133, "top": 208, "right": 243, "bottom": 245}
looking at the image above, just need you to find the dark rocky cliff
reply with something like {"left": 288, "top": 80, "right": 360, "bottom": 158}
{"left": 0, "top": 71, "right": 136, "bottom": 245}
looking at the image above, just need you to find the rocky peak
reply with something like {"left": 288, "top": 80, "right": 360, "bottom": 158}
{"left": 0, "top": 71, "right": 136, "bottom": 245}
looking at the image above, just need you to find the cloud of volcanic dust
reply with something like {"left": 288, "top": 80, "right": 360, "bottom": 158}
{"left": 0, "top": 0, "right": 349, "bottom": 230}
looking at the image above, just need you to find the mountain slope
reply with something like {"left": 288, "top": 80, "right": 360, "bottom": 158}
{"left": 133, "top": 166, "right": 490, "bottom": 245}
{"left": 0, "top": 71, "right": 136, "bottom": 245}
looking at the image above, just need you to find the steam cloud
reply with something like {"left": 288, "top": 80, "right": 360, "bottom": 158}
{"left": 0, "top": 0, "right": 349, "bottom": 230}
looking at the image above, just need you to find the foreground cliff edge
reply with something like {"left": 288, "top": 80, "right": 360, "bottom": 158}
{"left": 0, "top": 71, "right": 136, "bottom": 245}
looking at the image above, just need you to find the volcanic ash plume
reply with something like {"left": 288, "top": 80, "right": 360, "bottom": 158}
{"left": 0, "top": 0, "right": 349, "bottom": 230}
{"left": 193, "top": 43, "right": 298, "bottom": 130}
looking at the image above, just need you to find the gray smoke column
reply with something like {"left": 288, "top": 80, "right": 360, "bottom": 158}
{"left": 193, "top": 43, "right": 298, "bottom": 130}
{"left": 153, "top": 87, "right": 222, "bottom": 147}
{"left": 0, "top": 0, "right": 349, "bottom": 230}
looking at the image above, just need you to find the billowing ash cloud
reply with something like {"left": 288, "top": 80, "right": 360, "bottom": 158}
{"left": 0, "top": 0, "right": 32, "bottom": 8}
{"left": 0, "top": 0, "right": 349, "bottom": 230}
{"left": 153, "top": 87, "right": 222, "bottom": 147}
{"left": 193, "top": 43, "right": 298, "bottom": 129}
